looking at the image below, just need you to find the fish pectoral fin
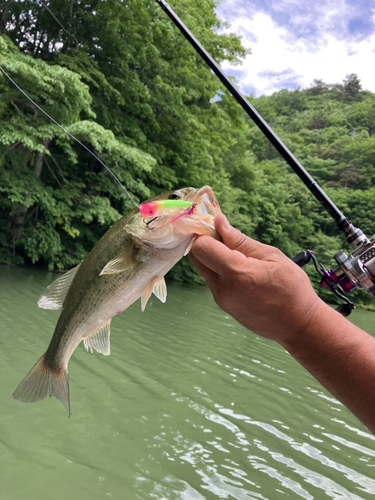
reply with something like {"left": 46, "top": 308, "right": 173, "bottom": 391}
{"left": 100, "top": 253, "right": 136, "bottom": 275}
{"left": 83, "top": 320, "right": 111, "bottom": 356}
{"left": 183, "top": 235, "right": 197, "bottom": 256}
{"left": 153, "top": 277, "right": 167, "bottom": 303}
{"left": 38, "top": 264, "right": 81, "bottom": 310}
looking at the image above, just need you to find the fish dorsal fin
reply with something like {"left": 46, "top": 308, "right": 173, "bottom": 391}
{"left": 100, "top": 252, "right": 136, "bottom": 276}
{"left": 153, "top": 277, "right": 167, "bottom": 303}
{"left": 83, "top": 320, "right": 111, "bottom": 356}
{"left": 38, "top": 264, "right": 81, "bottom": 310}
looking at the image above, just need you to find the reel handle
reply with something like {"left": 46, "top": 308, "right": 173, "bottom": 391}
{"left": 292, "top": 251, "right": 311, "bottom": 268}
{"left": 292, "top": 250, "right": 354, "bottom": 317}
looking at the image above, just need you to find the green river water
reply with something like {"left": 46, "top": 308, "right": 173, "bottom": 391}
{"left": 1, "top": 264, "right": 374, "bottom": 499}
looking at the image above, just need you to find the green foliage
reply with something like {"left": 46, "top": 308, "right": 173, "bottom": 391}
{"left": 0, "top": 0, "right": 247, "bottom": 272}
{"left": 0, "top": 2, "right": 375, "bottom": 309}
{"left": 0, "top": 33, "right": 155, "bottom": 268}
{"left": 241, "top": 79, "right": 375, "bottom": 308}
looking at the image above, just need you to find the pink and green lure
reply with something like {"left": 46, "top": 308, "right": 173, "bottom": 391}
{"left": 139, "top": 200, "right": 194, "bottom": 219}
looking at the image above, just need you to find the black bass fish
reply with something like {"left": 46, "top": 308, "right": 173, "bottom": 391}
{"left": 13, "top": 186, "right": 220, "bottom": 415}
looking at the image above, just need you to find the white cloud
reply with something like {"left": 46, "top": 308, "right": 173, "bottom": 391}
{"left": 217, "top": 7, "right": 375, "bottom": 96}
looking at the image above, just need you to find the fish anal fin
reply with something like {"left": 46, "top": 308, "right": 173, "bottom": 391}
{"left": 38, "top": 264, "right": 81, "bottom": 310}
{"left": 153, "top": 277, "right": 167, "bottom": 303}
{"left": 100, "top": 252, "right": 136, "bottom": 276}
{"left": 12, "top": 354, "right": 70, "bottom": 416}
{"left": 83, "top": 320, "right": 111, "bottom": 356}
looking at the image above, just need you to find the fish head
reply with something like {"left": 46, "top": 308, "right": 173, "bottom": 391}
{"left": 126, "top": 186, "right": 221, "bottom": 249}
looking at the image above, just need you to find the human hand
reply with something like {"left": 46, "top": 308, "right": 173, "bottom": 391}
{"left": 190, "top": 214, "right": 323, "bottom": 345}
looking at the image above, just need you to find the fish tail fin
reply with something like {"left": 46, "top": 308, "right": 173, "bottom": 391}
{"left": 12, "top": 354, "right": 70, "bottom": 416}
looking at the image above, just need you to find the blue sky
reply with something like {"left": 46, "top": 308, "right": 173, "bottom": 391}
{"left": 216, "top": 0, "right": 375, "bottom": 96}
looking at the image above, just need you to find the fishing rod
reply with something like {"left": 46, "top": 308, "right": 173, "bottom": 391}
{"left": 155, "top": 0, "right": 375, "bottom": 315}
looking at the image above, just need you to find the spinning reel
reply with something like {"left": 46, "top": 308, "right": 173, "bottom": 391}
{"left": 292, "top": 226, "right": 375, "bottom": 316}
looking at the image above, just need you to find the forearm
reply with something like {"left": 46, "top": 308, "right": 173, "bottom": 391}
{"left": 280, "top": 300, "right": 375, "bottom": 434}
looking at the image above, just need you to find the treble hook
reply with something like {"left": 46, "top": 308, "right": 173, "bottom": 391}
{"left": 143, "top": 217, "right": 158, "bottom": 229}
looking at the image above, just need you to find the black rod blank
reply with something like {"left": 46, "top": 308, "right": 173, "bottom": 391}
{"left": 155, "top": 0, "right": 349, "bottom": 228}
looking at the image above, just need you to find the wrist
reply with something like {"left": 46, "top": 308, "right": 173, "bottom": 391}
{"left": 277, "top": 297, "right": 362, "bottom": 370}
{"left": 276, "top": 295, "right": 331, "bottom": 352}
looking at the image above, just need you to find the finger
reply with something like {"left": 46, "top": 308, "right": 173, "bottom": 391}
{"left": 190, "top": 233, "right": 245, "bottom": 276}
{"left": 189, "top": 253, "right": 218, "bottom": 287}
{"left": 215, "top": 214, "right": 281, "bottom": 260}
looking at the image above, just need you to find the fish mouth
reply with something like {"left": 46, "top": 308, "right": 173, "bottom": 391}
{"left": 140, "top": 186, "right": 220, "bottom": 228}
{"left": 190, "top": 186, "right": 221, "bottom": 218}
{"left": 165, "top": 186, "right": 220, "bottom": 222}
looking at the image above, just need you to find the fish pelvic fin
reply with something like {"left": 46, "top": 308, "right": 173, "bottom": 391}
{"left": 12, "top": 354, "right": 70, "bottom": 416}
{"left": 140, "top": 277, "right": 167, "bottom": 311}
{"left": 152, "top": 277, "right": 167, "bottom": 303}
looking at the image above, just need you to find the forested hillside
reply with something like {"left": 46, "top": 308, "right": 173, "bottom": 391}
{"left": 1, "top": 1, "right": 374, "bottom": 307}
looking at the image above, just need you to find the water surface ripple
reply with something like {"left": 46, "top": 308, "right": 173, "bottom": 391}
{"left": 1, "top": 265, "right": 374, "bottom": 499}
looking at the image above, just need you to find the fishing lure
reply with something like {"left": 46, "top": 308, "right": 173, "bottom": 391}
{"left": 139, "top": 200, "right": 194, "bottom": 218}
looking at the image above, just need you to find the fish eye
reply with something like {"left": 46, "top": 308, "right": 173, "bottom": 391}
{"left": 169, "top": 191, "right": 181, "bottom": 200}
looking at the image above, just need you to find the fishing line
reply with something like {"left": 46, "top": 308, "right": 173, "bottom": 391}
{"left": 0, "top": 65, "right": 139, "bottom": 208}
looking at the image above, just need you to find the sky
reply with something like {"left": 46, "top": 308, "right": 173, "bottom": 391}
{"left": 215, "top": 0, "right": 375, "bottom": 96}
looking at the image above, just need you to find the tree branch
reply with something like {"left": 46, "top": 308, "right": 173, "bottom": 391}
{"left": 10, "top": 99, "right": 23, "bottom": 117}
{"left": 40, "top": 0, "right": 79, "bottom": 48}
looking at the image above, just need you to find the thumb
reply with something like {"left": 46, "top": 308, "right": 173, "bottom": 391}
{"left": 215, "top": 214, "right": 278, "bottom": 259}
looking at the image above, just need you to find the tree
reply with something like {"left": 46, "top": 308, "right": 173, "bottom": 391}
{"left": 341, "top": 73, "right": 362, "bottom": 102}
{"left": 0, "top": 35, "right": 155, "bottom": 268}
{"left": 0, "top": 0, "right": 248, "bottom": 273}
{"left": 307, "top": 79, "right": 330, "bottom": 96}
